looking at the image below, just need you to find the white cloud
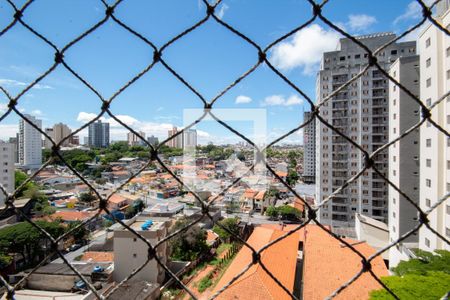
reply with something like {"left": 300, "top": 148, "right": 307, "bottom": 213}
{"left": 31, "top": 109, "right": 43, "bottom": 116}
{"left": 269, "top": 24, "right": 340, "bottom": 74}
{"left": 393, "top": 0, "right": 433, "bottom": 25}
{"left": 235, "top": 95, "right": 252, "bottom": 104}
{"left": 262, "top": 94, "right": 303, "bottom": 107}
{"left": 216, "top": 4, "right": 229, "bottom": 20}
{"left": 0, "top": 103, "right": 7, "bottom": 114}
{"left": 0, "top": 79, "right": 53, "bottom": 90}
{"left": 76, "top": 111, "right": 205, "bottom": 141}
{"left": 348, "top": 14, "right": 377, "bottom": 32}
{"left": 156, "top": 107, "right": 164, "bottom": 112}
{"left": 0, "top": 124, "right": 18, "bottom": 140}
{"left": 76, "top": 112, "right": 98, "bottom": 123}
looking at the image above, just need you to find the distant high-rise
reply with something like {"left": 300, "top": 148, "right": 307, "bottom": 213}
{"left": 53, "top": 123, "right": 72, "bottom": 146}
{"left": 167, "top": 127, "right": 197, "bottom": 149}
{"left": 0, "top": 141, "right": 14, "bottom": 206}
{"left": 19, "top": 115, "right": 42, "bottom": 168}
{"left": 316, "top": 32, "right": 417, "bottom": 227}
{"left": 184, "top": 129, "right": 197, "bottom": 150}
{"left": 43, "top": 128, "right": 54, "bottom": 149}
{"left": 88, "top": 120, "right": 110, "bottom": 148}
{"left": 167, "top": 127, "right": 179, "bottom": 148}
{"left": 127, "top": 131, "right": 145, "bottom": 146}
{"left": 388, "top": 55, "right": 421, "bottom": 267}
{"left": 147, "top": 135, "right": 159, "bottom": 147}
{"left": 303, "top": 111, "right": 316, "bottom": 184}
{"left": 8, "top": 136, "right": 18, "bottom": 164}
{"left": 44, "top": 123, "right": 72, "bottom": 149}
{"left": 418, "top": 9, "right": 450, "bottom": 252}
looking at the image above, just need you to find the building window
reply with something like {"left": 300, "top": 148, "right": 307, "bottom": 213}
{"left": 426, "top": 58, "right": 431, "bottom": 67}
{"left": 447, "top": 228, "right": 450, "bottom": 238}
{"left": 447, "top": 47, "right": 450, "bottom": 57}
{"left": 447, "top": 160, "right": 450, "bottom": 170}
{"left": 426, "top": 179, "right": 431, "bottom": 187}
{"left": 425, "top": 38, "right": 431, "bottom": 48}
{"left": 426, "top": 159, "right": 431, "bottom": 167}
{"left": 133, "top": 253, "right": 137, "bottom": 258}
{"left": 426, "top": 138, "right": 431, "bottom": 147}
{"left": 426, "top": 198, "right": 431, "bottom": 207}
{"left": 447, "top": 205, "right": 450, "bottom": 215}
{"left": 391, "top": 49, "right": 397, "bottom": 55}
{"left": 426, "top": 78, "right": 431, "bottom": 87}
{"left": 425, "top": 238, "right": 430, "bottom": 247}
{"left": 447, "top": 70, "right": 450, "bottom": 80}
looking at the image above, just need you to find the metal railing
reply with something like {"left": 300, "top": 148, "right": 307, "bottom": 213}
{"left": 0, "top": 0, "right": 449, "bottom": 299}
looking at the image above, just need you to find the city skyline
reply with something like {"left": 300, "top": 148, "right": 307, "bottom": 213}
{"left": 0, "top": 0, "right": 433, "bottom": 144}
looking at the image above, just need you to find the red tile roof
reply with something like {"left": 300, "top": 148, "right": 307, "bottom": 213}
{"left": 50, "top": 211, "right": 95, "bottom": 222}
{"left": 81, "top": 251, "right": 114, "bottom": 262}
{"left": 213, "top": 226, "right": 300, "bottom": 300}
{"left": 302, "top": 226, "right": 388, "bottom": 300}
{"left": 108, "top": 194, "right": 127, "bottom": 204}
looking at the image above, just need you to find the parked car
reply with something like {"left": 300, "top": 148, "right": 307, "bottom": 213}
{"left": 67, "top": 243, "right": 82, "bottom": 252}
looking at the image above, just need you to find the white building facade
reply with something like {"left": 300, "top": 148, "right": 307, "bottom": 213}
{"left": 388, "top": 55, "right": 421, "bottom": 267}
{"left": 418, "top": 7, "right": 450, "bottom": 252}
{"left": 19, "top": 114, "right": 42, "bottom": 169}
{"left": 0, "top": 141, "right": 15, "bottom": 206}
{"left": 316, "top": 33, "right": 417, "bottom": 227}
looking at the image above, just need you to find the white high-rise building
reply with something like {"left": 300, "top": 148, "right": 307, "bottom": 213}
{"left": 127, "top": 131, "right": 145, "bottom": 147}
{"left": 19, "top": 115, "right": 43, "bottom": 168}
{"left": 418, "top": 6, "right": 450, "bottom": 252}
{"left": 183, "top": 129, "right": 197, "bottom": 150}
{"left": 0, "top": 141, "right": 14, "bottom": 207}
{"left": 316, "top": 33, "right": 417, "bottom": 227}
{"left": 388, "top": 55, "right": 421, "bottom": 267}
{"left": 303, "top": 111, "right": 316, "bottom": 184}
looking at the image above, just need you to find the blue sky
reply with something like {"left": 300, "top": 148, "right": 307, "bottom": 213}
{"left": 0, "top": 0, "right": 432, "bottom": 144}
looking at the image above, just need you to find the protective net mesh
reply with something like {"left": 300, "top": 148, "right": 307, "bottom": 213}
{"left": 0, "top": 0, "right": 449, "bottom": 299}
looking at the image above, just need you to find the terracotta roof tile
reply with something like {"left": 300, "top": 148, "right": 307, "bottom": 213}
{"left": 213, "top": 227, "right": 299, "bottom": 300}
{"left": 302, "top": 226, "right": 388, "bottom": 300}
{"left": 81, "top": 251, "right": 114, "bottom": 262}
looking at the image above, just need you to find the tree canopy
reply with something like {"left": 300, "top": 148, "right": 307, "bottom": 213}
{"left": 370, "top": 250, "right": 450, "bottom": 300}
{"left": 213, "top": 217, "right": 240, "bottom": 241}
{"left": 169, "top": 218, "right": 208, "bottom": 261}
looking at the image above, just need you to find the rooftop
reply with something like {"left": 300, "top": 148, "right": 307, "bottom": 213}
{"left": 213, "top": 226, "right": 300, "bottom": 300}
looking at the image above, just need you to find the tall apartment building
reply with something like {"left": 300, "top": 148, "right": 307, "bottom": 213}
{"left": 303, "top": 111, "right": 316, "bottom": 184}
{"left": 0, "top": 141, "right": 14, "bottom": 206}
{"left": 184, "top": 129, "right": 198, "bottom": 150}
{"left": 43, "top": 128, "right": 54, "bottom": 149}
{"left": 167, "top": 127, "right": 197, "bottom": 149}
{"left": 8, "top": 136, "right": 18, "bottom": 164}
{"left": 388, "top": 55, "right": 421, "bottom": 267}
{"left": 127, "top": 131, "right": 145, "bottom": 146}
{"left": 418, "top": 6, "right": 450, "bottom": 251}
{"left": 147, "top": 135, "right": 159, "bottom": 147}
{"left": 167, "top": 127, "right": 180, "bottom": 148}
{"left": 45, "top": 123, "right": 72, "bottom": 148}
{"left": 88, "top": 120, "right": 110, "bottom": 148}
{"left": 316, "top": 32, "right": 417, "bottom": 227}
{"left": 19, "top": 114, "right": 43, "bottom": 168}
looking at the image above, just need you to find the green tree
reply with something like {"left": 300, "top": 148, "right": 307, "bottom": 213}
{"left": 169, "top": 218, "right": 208, "bottom": 261}
{"left": 0, "top": 221, "right": 65, "bottom": 268}
{"left": 79, "top": 192, "right": 96, "bottom": 203}
{"left": 15, "top": 171, "right": 36, "bottom": 198}
{"left": 66, "top": 221, "right": 88, "bottom": 242}
{"left": 370, "top": 250, "right": 450, "bottom": 300}
{"left": 277, "top": 205, "right": 302, "bottom": 221}
{"left": 393, "top": 249, "right": 450, "bottom": 276}
{"left": 265, "top": 206, "right": 279, "bottom": 219}
{"left": 213, "top": 217, "right": 240, "bottom": 241}
{"left": 370, "top": 272, "right": 450, "bottom": 300}
{"left": 286, "top": 169, "right": 299, "bottom": 186}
